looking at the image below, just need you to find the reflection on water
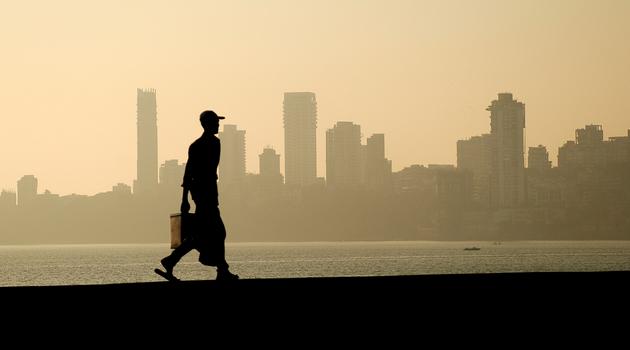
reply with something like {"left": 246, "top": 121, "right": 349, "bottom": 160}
{"left": 1, "top": 241, "right": 629, "bottom": 286}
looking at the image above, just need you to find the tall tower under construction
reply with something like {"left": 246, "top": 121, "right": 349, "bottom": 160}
{"left": 134, "top": 88, "right": 158, "bottom": 195}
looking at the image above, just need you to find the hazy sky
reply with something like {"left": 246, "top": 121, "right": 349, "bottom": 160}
{"left": 1, "top": 0, "right": 629, "bottom": 195}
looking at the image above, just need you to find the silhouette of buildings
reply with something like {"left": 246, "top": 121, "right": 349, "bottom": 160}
{"left": 577, "top": 124, "right": 604, "bottom": 145}
{"left": 218, "top": 124, "right": 246, "bottom": 187}
{"left": 435, "top": 168, "right": 472, "bottom": 206}
{"left": 528, "top": 145, "right": 552, "bottom": 170}
{"left": 283, "top": 92, "right": 317, "bottom": 187}
{"left": 558, "top": 125, "right": 630, "bottom": 169}
{"left": 38, "top": 189, "right": 60, "bottom": 206}
{"left": 157, "top": 160, "right": 185, "bottom": 211}
{"left": 392, "top": 164, "right": 434, "bottom": 194}
{"left": 526, "top": 168, "right": 563, "bottom": 207}
{"left": 488, "top": 93, "right": 526, "bottom": 207}
{"left": 457, "top": 134, "right": 492, "bottom": 206}
{"left": 4, "top": 88, "right": 630, "bottom": 244}
{"left": 134, "top": 88, "right": 158, "bottom": 195}
{"left": 326, "top": 122, "right": 362, "bottom": 187}
{"left": 17, "top": 175, "right": 38, "bottom": 207}
{"left": 0, "top": 190, "right": 16, "bottom": 209}
{"left": 112, "top": 183, "right": 132, "bottom": 196}
{"left": 526, "top": 145, "right": 557, "bottom": 206}
{"left": 159, "top": 160, "right": 185, "bottom": 187}
{"left": 365, "top": 134, "right": 393, "bottom": 190}
{"left": 428, "top": 164, "right": 456, "bottom": 171}
{"left": 251, "top": 147, "right": 284, "bottom": 195}
{"left": 259, "top": 147, "right": 282, "bottom": 179}
{"left": 608, "top": 130, "right": 630, "bottom": 164}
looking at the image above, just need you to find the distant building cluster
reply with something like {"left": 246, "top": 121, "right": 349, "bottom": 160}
{"left": 2, "top": 89, "right": 629, "bottom": 243}
{"left": 456, "top": 93, "right": 630, "bottom": 212}
{"left": 558, "top": 125, "right": 630, "bottom": 169}
{"left": 325, "top": 122, "right": 392, "bottom": 189}
{"left": 4, "top": 89, "right": 628, "bottom": 210}
{"left": 2, "top": 89, "right": 395, "bottom": 207}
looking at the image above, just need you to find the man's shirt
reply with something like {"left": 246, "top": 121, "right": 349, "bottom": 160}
{"left": 182, "top": 132, "right": 220, "bottom": 192}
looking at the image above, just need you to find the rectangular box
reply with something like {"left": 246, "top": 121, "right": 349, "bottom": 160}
{"left": 169, "top": 213, "right": 196, "bottom": 249}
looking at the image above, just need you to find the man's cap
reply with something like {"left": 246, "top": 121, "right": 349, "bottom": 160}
{"left": 199, "top": 110, "right": 225, "bottom": 121}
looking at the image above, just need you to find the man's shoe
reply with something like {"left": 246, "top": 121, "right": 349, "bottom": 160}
{"left": 160, "top": 257, "right": 174, "bottom": 275}
{"left": 216, "top": 270, "right": 239, "bottom": 281}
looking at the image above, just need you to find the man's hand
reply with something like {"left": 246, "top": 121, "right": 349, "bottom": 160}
{"left": 181, "top": 187, "right": 190, "bottom": 214}
{"left": 181, "top": 200, "right": 190, "bottom": 214}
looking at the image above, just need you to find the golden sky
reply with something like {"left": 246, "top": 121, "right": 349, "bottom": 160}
{"left": 1, "top": 0, "right": 629, "bottom": 195}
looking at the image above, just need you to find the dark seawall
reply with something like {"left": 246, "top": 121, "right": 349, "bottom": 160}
{"left": 3, "top": 271, "right": 629, "bottom": 340}
{"left": 3, "top": 272, "right": 629, "bottom": 316}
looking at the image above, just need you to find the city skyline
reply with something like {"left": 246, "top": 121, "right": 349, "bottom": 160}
{"left": 1, "top": 90, "right": 628, "bottom": 244}
{"left": 3, "top": 91, "right": 628, "bottom": 201}
{"left": 1, "top": 1, "right": 629, "bottom": 195}
{"left": 2, "top": 90, "right": 630, "bottom": 196}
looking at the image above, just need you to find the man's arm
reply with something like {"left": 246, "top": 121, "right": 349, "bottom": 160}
{"left": 181, "top": 187, "right": 190, "bottom": 214}
{"left": 181, "top": 146, "right": 194, "bottom": 214}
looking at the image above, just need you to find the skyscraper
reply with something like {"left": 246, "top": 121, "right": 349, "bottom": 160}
{"left": 17, "top": 175, "right": 37, "bottom": 207}
{"left": 326, "top": 122, "right": 362, "bottom": 187}
{"left": 365, "top": 134, "right": 392, "bottom": 189}
{"left": 283, "top": 92, "right": 317, "bottom": 187}
{"left": 457, "top": 134, "right": 492, "bottom": 205}
{"left": 134, "top": 88, "right": 158, "bottom": 195}
{"left": 258, "top": 147, "right": 284, "bottom": 189}
{"left": 488, "top": 93, "right": 526, "bottom": 207}
{"left": 218, "top": 124, "right": 246, "bottom": 186}
{"left": 528, "top": 145, "right": 551, "bottom": 170}
{"left": 259, "top": 147, "right": 281, "bottom": 177}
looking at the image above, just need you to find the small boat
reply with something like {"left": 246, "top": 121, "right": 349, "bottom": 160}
{"left": 463, "top": 247, "right": 481, "bottom": 251}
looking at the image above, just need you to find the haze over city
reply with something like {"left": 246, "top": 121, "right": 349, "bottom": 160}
{"left": 1, "top": 0, "right": 629, "bottom": 196}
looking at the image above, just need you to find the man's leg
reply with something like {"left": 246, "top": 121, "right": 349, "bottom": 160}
{"left": 195, "top": 206, "right": 228, "bottom": 269}
{"left": 161, "top": 238, "right": 195, "bottom": 274}
{"left": 213, "top": 208, "right": 238, "bottom": 280}
{"left": 194, "top": 190, "right": 238, "bottom": 279}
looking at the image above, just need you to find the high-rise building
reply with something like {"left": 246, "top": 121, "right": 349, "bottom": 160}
{"left": 134, "top": 88, "right": 158, "bottom": 195}
{"left": 365, "top": 134, "right": 392, "bottom": 189}
{"left": 528, "top": 145, "right": 551, "bottom": 170}
{"left": 17, "top": 175, "right": 38, "bottom": 207}
{"left": 326, "top": 122, "right": 362, "bottom": 187}
{"left": 558, "top": 125, "right": 605, "bottom": 169}
{"left": 258, "top": 147, "right": 284, "bottom": 190}
{"left": 457, "top": 134, "right": 492, "bottom": 205}
{"left": 283, "top": 92, "right": 317, "bottom": 187}
{"left": 259, "top": 147, "right": 281, "bottom": 178}
{"left": 157, "top": 159, "right": 185, "bottom": 210}
{"left": 218, "top": 124, "right": 246, "bottom": 186}
{"left": 488, "top": 93, "right": 526, "bottom": 207}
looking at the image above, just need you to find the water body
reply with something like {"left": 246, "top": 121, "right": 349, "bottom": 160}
{"left": 1, "top": 241, "right": 629, "bottom": 287}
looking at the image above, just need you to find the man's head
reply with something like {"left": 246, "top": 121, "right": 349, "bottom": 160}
{"left": 199, "top": 110, "right": 225, "bottom": 134}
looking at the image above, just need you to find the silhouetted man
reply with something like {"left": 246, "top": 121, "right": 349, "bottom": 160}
{"left": 158, "top": 110, "right": 239, "bottom": 281}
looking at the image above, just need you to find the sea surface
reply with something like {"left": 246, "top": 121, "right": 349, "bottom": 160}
{"left": 1, "top": 241, "right": 629, "bottom": 287}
